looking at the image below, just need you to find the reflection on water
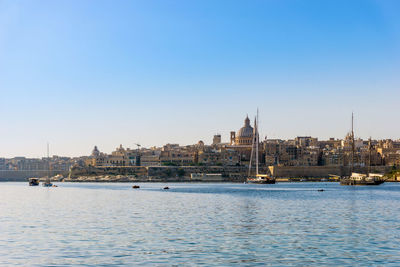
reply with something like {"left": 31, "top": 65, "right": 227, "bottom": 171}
{"left": 0, "top": 182, "right": 400, "bottom": 266}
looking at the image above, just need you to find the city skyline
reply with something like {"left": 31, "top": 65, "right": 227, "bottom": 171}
{"left": 1, "top": 0, "right": 399, "bottom": 157}
{"left": 1, "top": 112, "right": 399, "bottom": 159}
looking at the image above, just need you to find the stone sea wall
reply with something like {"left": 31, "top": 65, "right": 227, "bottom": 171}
{"left": 66, "top": 166, "right": 249, "bottom": 182}
{"left": 269, "top": 166, "right": 392, "bottom": 178}
{"left": 2, "top": 165, "right": 394, "bottom": 182}
{"left": 0, "top": 170, "right": 68, "bottom": 181}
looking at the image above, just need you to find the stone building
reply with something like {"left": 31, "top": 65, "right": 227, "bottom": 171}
{"left": 227, "top": 115, "right": 262, "bottom": 164}
{"left": 230, "top": 116, "right": 253, "bottom": 146}
{"left": 0, "top": 158, "right": 5, "bottom": 170}
{"left": 89, "top": 145, "right": 139, "bottom": 167}
{"left": 377, "top": 140, "right": 400, "bottom": 166}
{"left": 159, "top": 144, "right": 196, "bottom": 165}
{"left": 295, "top": 136, "right": 318, "bottom": 147}
{"left": 212, "top": 134, "right": 221, "bottom": 145}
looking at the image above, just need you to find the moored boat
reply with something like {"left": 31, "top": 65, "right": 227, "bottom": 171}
{"left": 247, "top": 174, "right": 276, "bottom": 184}
{"left": 42, "top": 180, "right": 53, "bottom": 187}
{"left": 340, "top": 114, "right": 384, "bottom": 186}
{"left": 42, "top": 143, "right": 53, "bottom": 187}
{"left": 28, "top": 178, "right": 40, "bottom": 186}
{"left": 246, "top": 110, "right": 276, "bottom": 185}
{"left": 340, "top": 172, "right": 384, "bottom": 186}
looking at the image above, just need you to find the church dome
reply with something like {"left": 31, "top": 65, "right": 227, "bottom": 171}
{"left": 237, "top": 116, "right": 253, "bottom": 138}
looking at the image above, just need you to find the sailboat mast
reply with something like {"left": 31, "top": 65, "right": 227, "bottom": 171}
{"left": 255, "top": 110, "right": 259, "bottom": 176}
{"left": 368, "top": 137, "right": 372, "bottom": 174}
{"left": 351, "top": 112, "right": 355, "bottom": 173}
{"left": 47, "top": 142, "right": 50, "bottom": 183}
{"left": 248, "top": 118, "right": 255, "bottom": 178}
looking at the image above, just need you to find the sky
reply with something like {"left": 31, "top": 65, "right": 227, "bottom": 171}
{"left": 0, "top": 0, "right": 399, "bottom": 158}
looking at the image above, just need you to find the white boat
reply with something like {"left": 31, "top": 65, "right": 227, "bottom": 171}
{"left": 340, "top": 115, "right": 384, "bottom": 186}
{"left": 340, "top": 172, "right": 384, "bottom": 185}
{"left": 247, "top": 109, "right": 275, "bottom": 184}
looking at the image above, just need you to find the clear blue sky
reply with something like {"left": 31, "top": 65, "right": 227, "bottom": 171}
{"left": 1, "top": 0, "right": 399, "bottom": 158}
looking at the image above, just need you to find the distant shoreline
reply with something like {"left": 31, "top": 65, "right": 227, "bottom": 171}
{"left": 3, "top": 179, "right": 393, "bottom": 183}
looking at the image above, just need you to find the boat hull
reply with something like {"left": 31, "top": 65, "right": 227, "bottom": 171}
{"left": 247, "top": 178, "right": 276, "bottom": 184}
{"left": 28, "top": 178, "right": 40, "bottom": 186}
{"left": 340, "top": 179, "right": 384, "bottom": 186}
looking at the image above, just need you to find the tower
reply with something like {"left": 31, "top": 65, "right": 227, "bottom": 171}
{"left": 230, "top": 132, "right": 236, "bottom": 145}
{"left": 213, "top": 134, "right": 221, "bottom": 145}
{"left": 91, "top": 146, "right": 100, "bottom": 157}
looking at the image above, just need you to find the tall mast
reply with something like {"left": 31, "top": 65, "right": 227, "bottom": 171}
{"left": 248, "top": 118, "right": 255, "bottom": 178}
{"left": 47, "top": 142, "right": 50, "bottom": 183}
{"left": 351, "top": 112, "right": 355, "bottom": 173}
{"left": 255, "top": 109, "right": 259, "bottom": 175}
{"left": 368, "top": 137, "right": 372, "bottom": 174}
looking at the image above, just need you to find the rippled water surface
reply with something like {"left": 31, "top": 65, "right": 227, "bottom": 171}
{"left": 1, "top": 182, "right": 400, "bottom": 266}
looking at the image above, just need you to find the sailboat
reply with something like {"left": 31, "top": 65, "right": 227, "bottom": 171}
{"left": 42, "top": 143, "right": 53, "bottom": 187}
{"left": 340, "top": 114, "right": 384, "bottom": 186}
{"left": 247, "top": 110, "right": 276, "bottom": 184}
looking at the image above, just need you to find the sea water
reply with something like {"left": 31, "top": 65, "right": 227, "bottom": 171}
{"left": 1, "top": 182, "right": 399, "bottom": 266}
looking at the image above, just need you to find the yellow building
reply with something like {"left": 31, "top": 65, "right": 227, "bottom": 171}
{"left": 227, "top": 115, "right": 262, "bottom": 164}
{"left": 230, "top": 115, "right": 254, "bottom": 146}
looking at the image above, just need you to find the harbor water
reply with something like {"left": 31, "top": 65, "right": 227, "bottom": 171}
{"left": 1, "top": 182, "right": 400, "bottom": 266}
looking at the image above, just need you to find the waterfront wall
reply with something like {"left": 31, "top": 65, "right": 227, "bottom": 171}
{"left": 269, "top": 166, "right": 392, "bottom": 178}
{"left": 147, "top": 166, "right": 248, "bottom": 181}
{"left": 0, "top": 170, "right": 68, "bottom": 181}
{"left": 2, "top": 165, "right": 394, "bottom": 182}
{"left": 68, "top": 165, "right": 249, "bottom": 182}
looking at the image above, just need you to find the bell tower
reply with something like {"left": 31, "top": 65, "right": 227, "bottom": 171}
{"left": 230, "top": 131, "right": 236, "bottom": 145}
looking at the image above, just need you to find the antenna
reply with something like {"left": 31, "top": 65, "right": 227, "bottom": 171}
{"left": 134, "top": 143, "right": 141, "bottom": 166}
{"left": 134, "top": 143, "right": 141, "bottom": 151}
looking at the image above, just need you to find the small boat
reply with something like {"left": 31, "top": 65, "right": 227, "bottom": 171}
{"left": 132, "top": 185, "right": 140, "bottom": 189}
{"left": 340, "top": 172, "right": 384, "bottom": 186}
{"left": 28, "top": 178, "right": 40, "bottom": 186}
{"left": 163, "top": 186, "right": 170, "bottom": 190}
{"left": 247, "top": 174, "right": 276, "bottom": 184}
{"left": 42, "top": 181, "right": 53, "bottom": 187}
